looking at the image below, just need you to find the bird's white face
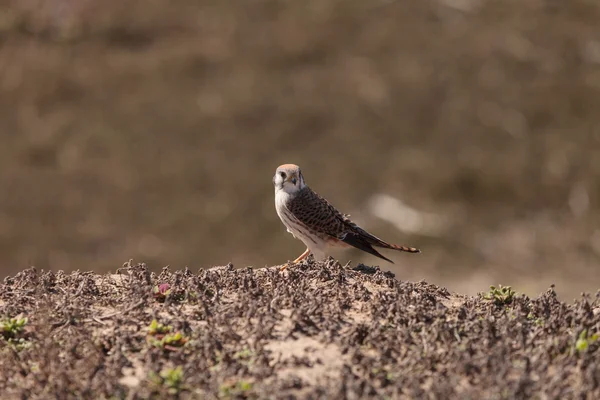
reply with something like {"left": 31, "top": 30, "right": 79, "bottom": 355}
{"left": 273, "top": 164, "right": 305, "bottom": 195}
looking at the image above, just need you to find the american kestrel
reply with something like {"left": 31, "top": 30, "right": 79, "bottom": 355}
{"left": 274, "top": 164, "right": 420, "bottom": 268}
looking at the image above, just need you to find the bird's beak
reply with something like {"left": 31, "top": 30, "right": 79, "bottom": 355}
{"left": 285, "top": 174, "right": 297, "bottom": 183}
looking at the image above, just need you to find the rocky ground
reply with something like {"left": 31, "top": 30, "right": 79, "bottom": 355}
{"left": 1, "top": 259, "right": 599, "bottom": 399}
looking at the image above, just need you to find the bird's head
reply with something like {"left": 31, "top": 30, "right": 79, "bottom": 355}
{"left": 273, "top": 164, "right": 305, "bottom": 194}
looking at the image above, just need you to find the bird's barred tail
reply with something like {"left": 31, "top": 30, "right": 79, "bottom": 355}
{"left": 387, "top": 243, "right": 421, "bottom": 253}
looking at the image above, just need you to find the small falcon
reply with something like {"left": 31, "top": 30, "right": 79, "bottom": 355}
{"left": 273, "top": 164, "right": 420, "bottom": 267}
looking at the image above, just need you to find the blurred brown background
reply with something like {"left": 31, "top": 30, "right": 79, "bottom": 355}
{"left": 1, "top": 0, "right": 599, "bottom": 299}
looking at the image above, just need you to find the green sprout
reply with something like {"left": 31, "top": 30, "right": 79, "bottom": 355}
{"left": 159, "top": 332, "right": 188, "bottom": 348}
{"left": 148, "top": 319, "right": 172, "bottom": 335}
{"left": 233, "top": 347, "right": 254, "bottom": 361}
{"left": 575, "top": 329, "right": 598, "bottom": 353}
{"left": 1, "top": 315, "right": 30, "bottom": 350}
{"left": 149, "top": 366, "right": 185, "bottom": 395}
{"left": 219, "top": 380, "right": 253, "bottom": 398}
{"left": 147, "top": 320, "right": 188, "bottom": 350}
{"left": 483, "top": 285, "right": 516, "bottom": 305}
{"left": 1, "top": 315, "right": 28, "bottom": 339}
{"left": 526, "top": 313, "right": 544, "bottom": 326}
{"left": 152, "top": 284, "right": 186, "bottom": 303}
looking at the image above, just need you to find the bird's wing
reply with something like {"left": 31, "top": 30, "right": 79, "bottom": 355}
{"left": 288, "top": 188, "right": 419, "bottom": 262}
{"left": 287, "top": 187, "right": 348, "bottom": 239}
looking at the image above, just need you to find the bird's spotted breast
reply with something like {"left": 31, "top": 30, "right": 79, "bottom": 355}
{"left": 281, "top": 207, "right": 319, "bottom": 245}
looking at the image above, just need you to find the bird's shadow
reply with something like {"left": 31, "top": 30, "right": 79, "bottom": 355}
{"left": 350, "top": 263, "right": 395, "bottom": 278}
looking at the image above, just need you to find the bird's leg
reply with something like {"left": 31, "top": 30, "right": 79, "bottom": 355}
{"left": 293, "top": 248, "right": 311, "bottom": 263}
{"left": 279, "top": 248, "right": 310, "bottom": 271}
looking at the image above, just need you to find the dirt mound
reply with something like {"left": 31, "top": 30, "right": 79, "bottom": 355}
{"left": 1, "top": 260, "right": 599, "bottom": 399}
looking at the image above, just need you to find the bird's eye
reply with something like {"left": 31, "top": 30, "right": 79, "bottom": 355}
{"left": 279, "top": 171, "right": 287, "bottom": 180}
{"left": 291, "top": 177, "right": 297, "bottom": 185}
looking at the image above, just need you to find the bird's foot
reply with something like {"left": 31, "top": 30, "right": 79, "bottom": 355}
{"left": 292, "top": 248, "right": 310, "bottom": 263}
{"left": 279, "top": 248, "right": 311, "bottom": 272}
{"left": 279, "top": 263, "right": 291, "bottom": 272}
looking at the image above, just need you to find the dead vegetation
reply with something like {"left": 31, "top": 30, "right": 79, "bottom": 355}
{"left": 0, "top": 259, "right": 598, "bottom": 399}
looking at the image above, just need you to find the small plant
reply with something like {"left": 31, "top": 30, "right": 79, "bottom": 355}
{"left": 148, "top": 319, "right": 172, "bottom": 335}
{"left": 1, "top": 315, "right": 28, "bottom": 340}
{"left": 371, "top": 367, "right": 394, "bottom": 382}
{"left": 159, "top": 332, "right": 188, "bottom": 348}
{"left": 7, "top": 337, "right": 31, "bottom": 351}
{"left": 526, "top": 313, "right": 544, "bottom": 326}
{"left": 233, "top": 347, "right": 254, "bottom": 361}
{"left": 29, "top": 362, "right": 40, "bottom": 373}
{"left": 149, "top": 366, "right": 185, "bottom": 395}
{"left": 153, "top": 283, "right": 171, "bottom": 302}
{"left": 219, "top": 379, "right": 253, "bottom": 398}
{"left": 147, "top": 320, "right": 188, "bottom": 351}
{"left": 209, "top": 351, "right": 224, "bottom": 372}
{"left": 575, "top": 329, "right": 598, "bottom": 353}
{"left": 1, "top": 315, "right": 30, "bottom": 350}
{"left": 483, "top": 285, "right": 516, "bottom": 305}
{"left": 153, "top": 283, "right": 185, "bottom": 303}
